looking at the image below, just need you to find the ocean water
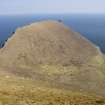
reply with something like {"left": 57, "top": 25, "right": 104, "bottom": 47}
{"left": 0, "top": 14, "right": 105, "bottom": 53}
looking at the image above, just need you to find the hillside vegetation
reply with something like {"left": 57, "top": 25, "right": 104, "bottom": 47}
{"left": 0, "top": 21, "right": 105, "bottom": 104}
{"left": 0, "top": 68, "right": 104, "bottom": 105}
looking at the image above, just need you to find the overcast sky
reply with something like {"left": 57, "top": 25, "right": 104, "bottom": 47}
{"left": 0, "top": 0, "right": 105, "bottom": 14}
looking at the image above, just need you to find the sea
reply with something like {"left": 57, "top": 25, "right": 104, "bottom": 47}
{"left": 0, "top": 14, "right": 105, "bottom": 53}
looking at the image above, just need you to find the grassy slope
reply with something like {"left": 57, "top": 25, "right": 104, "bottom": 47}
{"left": 0, "top": 66, "right": 104, "bottom": 105}
{"left": 0, "top": 54, "right": 104, "bottom": 105}
{"left": 0, "top": 21, "right": 105, "bottom": 104}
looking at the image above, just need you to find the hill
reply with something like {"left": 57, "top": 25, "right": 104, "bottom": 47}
{"left": 0, "top": 20, "right": 105, "bottom": 104}
{"left": 0, "top": 20, "right": 103, "bottom": 67}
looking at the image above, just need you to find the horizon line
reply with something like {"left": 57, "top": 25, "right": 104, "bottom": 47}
{"left": 0, "top": 12, "right": 105, "bottom": 16}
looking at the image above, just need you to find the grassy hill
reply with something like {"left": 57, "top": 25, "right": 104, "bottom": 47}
{"left": 0, "top": 21, "right": 101, "bottom": 67}
{"left": 0, "top": 20, "right": 105, "bottom": 104}
{"left": 0, "top": 67, "right": 104, "bottom": 105}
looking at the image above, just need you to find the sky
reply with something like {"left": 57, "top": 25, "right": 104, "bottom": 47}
{"left": 0, "top": 0, "right": 105, "bottom": 15}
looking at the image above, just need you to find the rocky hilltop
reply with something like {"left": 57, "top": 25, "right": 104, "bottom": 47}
{"left": 0, "top": 20, "right": 105, "bottom": 104}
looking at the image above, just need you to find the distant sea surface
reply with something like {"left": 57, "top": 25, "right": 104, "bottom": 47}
{"left": 0, "top": 14, "right": 105, "bottom": 53}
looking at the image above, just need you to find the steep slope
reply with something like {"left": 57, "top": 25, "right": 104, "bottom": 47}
{"left": 0, "top": 20, "right": 105, "bottom": 104}
{"left": 0, "top": 20, "right": 103, "bottom": 68}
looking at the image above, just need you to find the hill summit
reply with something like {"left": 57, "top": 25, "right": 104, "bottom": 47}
{"left": 0, "top": 20, "right": 102, "bottom": 68}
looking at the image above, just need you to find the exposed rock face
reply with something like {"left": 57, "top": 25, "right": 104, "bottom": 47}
{"left": 0, "top": 21, "right": 102, "bottom": 68}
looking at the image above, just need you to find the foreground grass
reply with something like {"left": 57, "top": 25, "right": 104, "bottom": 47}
{"left": 0, "top": 87, "right": 105, "bottom": 105}
{"left": 0, "top": 64, "right": 104, "bottom": 105}
{"left": 0, "top": 72, "right": 103, "bottom": 105}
